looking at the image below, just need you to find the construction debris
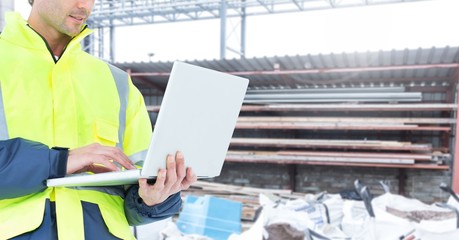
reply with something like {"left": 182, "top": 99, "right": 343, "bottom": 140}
{"left": 178, "top": 180, "right": 459, "bottom": 240}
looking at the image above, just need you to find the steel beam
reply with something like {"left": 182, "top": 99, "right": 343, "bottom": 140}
{"left": 87, "top": 0, "right": 431, "bottom": 60}
{"left": 90, "top": 0, "right": 432, "bottom": 27}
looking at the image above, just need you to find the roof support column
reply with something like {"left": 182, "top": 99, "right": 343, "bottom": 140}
{"left": 452, "top": 68, "right": 459, "bottom": 192}
{"left": 220, "top": 0, "right": 227, "bottom": 59}
{"left": 109, "top": 1, "right": 115, "bottom": 62}
{"left": 240, "top": 0, "right": 246, "bottom": 57}
{"left": 98, "top": 27, "right": 104, "bottom": 59}
{"left": 110, "top": 25, "right": 115, "bottom": 62}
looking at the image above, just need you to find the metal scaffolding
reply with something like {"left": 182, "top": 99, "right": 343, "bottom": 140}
{"left": 86, "top": 0, "right": 433, "bottom": 61}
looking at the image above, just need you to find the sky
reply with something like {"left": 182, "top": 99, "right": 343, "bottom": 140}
{"left": 13, "top": 0, "right": 459, "bottom": 63}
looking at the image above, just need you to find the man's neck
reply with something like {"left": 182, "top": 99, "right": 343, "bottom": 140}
{"left": 27, "top": 16, "right": 72, "bottom": 57}
{"left": 45, "top": 36, "right": 71, "bottom": 57}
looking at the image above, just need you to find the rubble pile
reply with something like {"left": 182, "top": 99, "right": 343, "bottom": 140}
{"left": 160, "top": 180, "right": 459, "bottom": 240}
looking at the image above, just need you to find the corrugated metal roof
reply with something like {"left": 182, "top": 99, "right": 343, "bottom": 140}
{"left": 115, "top": 46, "right": 459, "bottom": 92}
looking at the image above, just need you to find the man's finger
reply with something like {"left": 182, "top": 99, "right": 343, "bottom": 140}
{"left": 175, "top": 151, "right": 186, "bottom": 180}
{"left": 92, "top": 158, "right": 120, "bottom": 172}
{"left": 182, "top": 167, "right": 197, "bottom": 189}
{"left": 152, "top": 169, "right": 167, "bottom": 189}
{"left": 98, "top": 147, "right": 135, "bottom": 170}
{"left": 138, "top": 178, "right": 149, "bottom": 190}
{"left": 87, "top": 164, "right": 116, "bottom": 174}
{"left": 165, "top": 154, "right": 177, "bottom": 186}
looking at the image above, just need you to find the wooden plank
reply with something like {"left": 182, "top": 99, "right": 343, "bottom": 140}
{"left": 233, "top": 138, "right": 414, "bottom": 146}
{"left": 226, "top": 150, "right": 433, "bottom": 160}
{"left": 237, "top": 117, "right": 456, "bottom": 124}
{"left": 239, "top": 104, "right": 457, "bottom": 112}
{"left": 230, "top": 138, "right": 432, "bottom": 151}
{"left": 226, "top": 152, "right": 415, "bottom": 164}
{"left": 146, "top": 103, "right": 458, "bottom": 112}
{"left": 224, "top": 154, "right": 449, "bottom": 170}
{"left": 235, "top": 122, "right": 451, "bottom": 131}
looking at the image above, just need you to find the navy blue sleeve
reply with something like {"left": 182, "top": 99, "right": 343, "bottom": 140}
{"left": 0, "top": 137, "right": 68, "bottom": 199}
{"left": 124, "top": 184, "right": 182, "bottom": 226}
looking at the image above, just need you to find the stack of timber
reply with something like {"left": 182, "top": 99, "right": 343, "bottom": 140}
{"left": 227, "top": 139, "right": 449, "bottom": 169}
{"left": 148, "top": 103, "right": 454, "bottom": 170}
{"left": 226, "top": 150, "right": 449, "bottom": 169}
{"left": 226, "top": 103, "right": 455, "bottom": 170}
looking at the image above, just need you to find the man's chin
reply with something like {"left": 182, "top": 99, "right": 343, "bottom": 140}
{"left": 63, "top": 29, "right": 82, "bottom": 38}
{"left": 61, "top": 23, "right": 85, "bottom": 37}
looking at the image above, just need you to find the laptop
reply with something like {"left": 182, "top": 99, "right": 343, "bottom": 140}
{"left": 46, "top": 61, "right": 249, "bottom": 187}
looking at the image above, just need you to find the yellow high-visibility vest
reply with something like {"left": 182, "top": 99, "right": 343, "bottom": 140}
{"left": 0, "top": 12, "right": 152, "bottom": 239}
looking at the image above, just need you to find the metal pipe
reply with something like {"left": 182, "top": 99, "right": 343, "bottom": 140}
{"left": 243, "top": 92, "right": 422, "bottom": 103}
{"left": 243, "top": 99, "right": 421, "bottom": 103}
{"left": 244, "top": 92, "right": 421, "bottom": 99}
{"left": 247, "top": 86, "right": 406, "bottom": 94}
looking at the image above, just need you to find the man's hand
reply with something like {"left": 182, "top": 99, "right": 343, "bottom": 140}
{"left": 66, "top": 143, "right": 136, "bottom": 174}
{"left": 138, "top": 151, "right": 197, "bottom": 206}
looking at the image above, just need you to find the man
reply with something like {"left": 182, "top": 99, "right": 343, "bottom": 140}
{"left": 0, "top": 0, "right": 197, "bottom": 239}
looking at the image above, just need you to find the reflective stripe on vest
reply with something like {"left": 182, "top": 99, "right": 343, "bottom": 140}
{"left": 108, "top": 64, "right": 128, "bottom": 150}
{"left": 0, "top": 82, "right": 8, "bottom": 140}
